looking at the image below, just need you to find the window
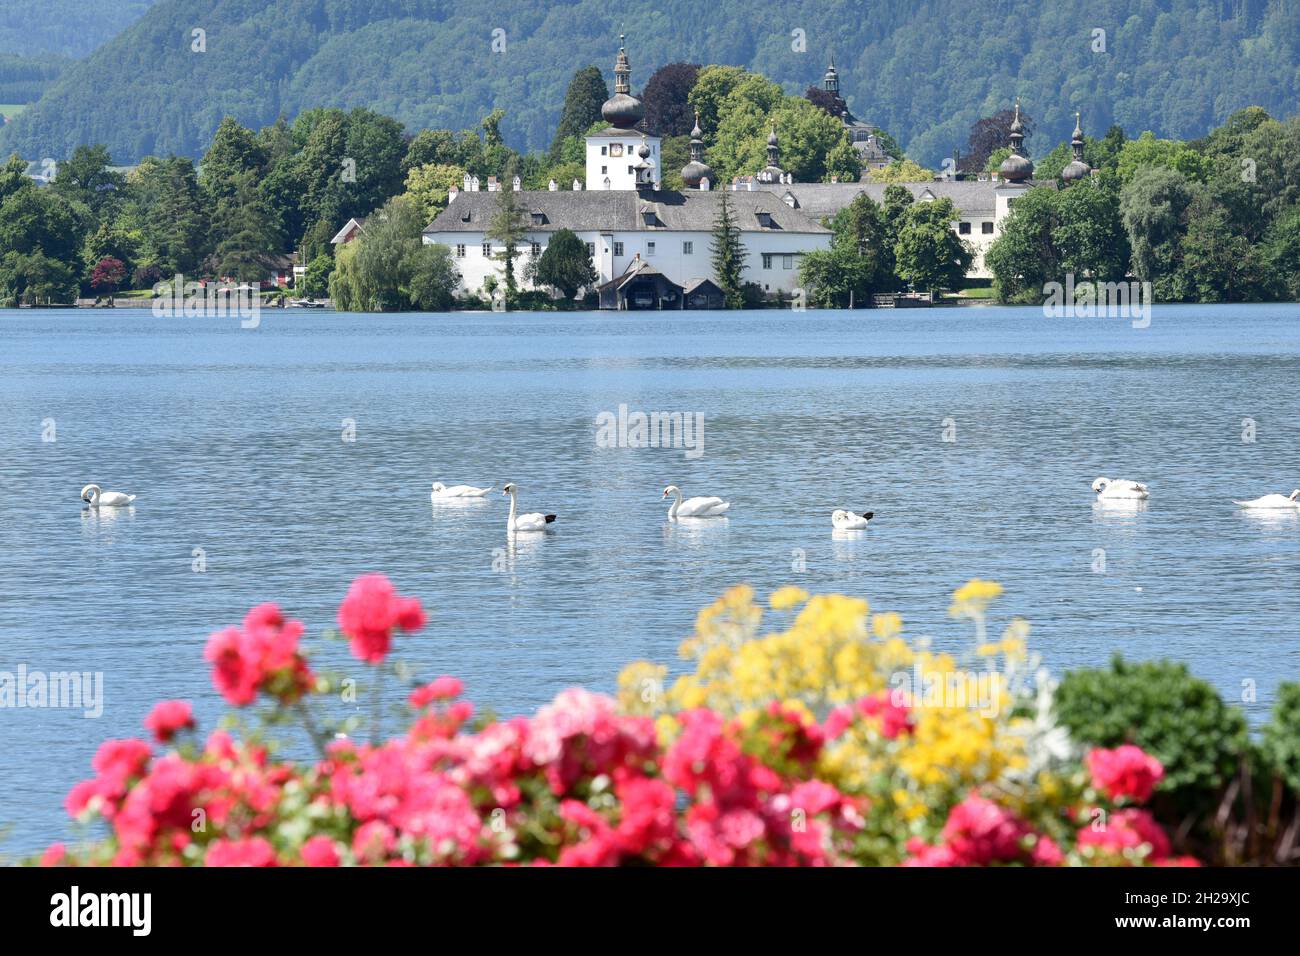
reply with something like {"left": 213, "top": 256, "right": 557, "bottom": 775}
{"left": 586, "top": 242, "right": 595, "bottom": 258}
{"left": 682, "top": 241, "right": 693, "bottom": 255}
{"left": 958, "top": 221, "right": 971, "bottom": 234}
{"left": 530, "top": 241, "right": 541, "bottom": 256}
{"left": 455, "top": 244, "right": 466, "bottom": 258}
{"left": 782, "top": 255, "right": 793, "bottom": 270}
{"left": 982, "top": 221, "right": 994, "bottom": 235}
{"left": 647, "top": 241, "right": 656, "bottom": 256}
{"left": 601, "top": 165, "right": 607, "bottom": 174}
{"left": 482, "top": 243, "right": 491, "bottom": 256}
{"left": 613, "top": 242, "right": 624, "bottom": 256}
{"left": 627, "top": 166, "right": 634, "bottom": 176}
{"left": 601, "top": 146, "right": 608, "bottom": 156}
{"left": 762, "top": 254, "right": 773, "bottom": 269}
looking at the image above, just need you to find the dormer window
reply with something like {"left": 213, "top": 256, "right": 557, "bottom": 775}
{"left": 531, "top": 212, "right": 546, "bottom": 225}
{"left": 755, "top": 210, "right": 773, "bottom": 228}
{"left": 641, "top": 210, "right": 657, "bottom": 226}
{"left": 460, "top": 210, "right": 471, "bottom": 222}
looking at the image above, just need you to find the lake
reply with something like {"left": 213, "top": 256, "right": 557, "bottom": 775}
{"left": 1, "top": 303, "right": 1298, "bottom": 854}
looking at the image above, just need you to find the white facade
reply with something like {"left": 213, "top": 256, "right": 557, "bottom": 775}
{"left": 586, "top": 131, "right": 662, "bottom": 191}
{"left": 427, "top": 218, "right": 825, "bottom": 301}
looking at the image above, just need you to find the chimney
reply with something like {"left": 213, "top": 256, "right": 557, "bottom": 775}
{"left": 700, "top": 176, "right": 710, "bottom": 191}
{"left": 512, "top": 175, "right": 521, "bottom": 191}
{"left": 573, "top": 179, "right": 583, "bottom": 191}
{"left": 548, "top": 178, "right": 558, "bottom": 191}
{"left": 471, "top": 176, "right": 480, "bottom": 191}
{"left": 447, "top": 186, "right": 459, "bottom": 202}
{"left": 830, "top": 175, "right": 839, "bottom": 184}
{"left": 487, "top": 175, "right": 499, "bottom": 192}
{"left": 463, "top": 173, "right": 472, "bottom": 191}
{"left": 991, "top": 171, "right": 999, "bottom": 182}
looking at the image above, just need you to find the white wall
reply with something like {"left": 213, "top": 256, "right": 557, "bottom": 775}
{"left": 425, "top": 228, "right": 828, "bottom": 300}
{"left": 585, "top": 135, "right": 661, "bottom": 191}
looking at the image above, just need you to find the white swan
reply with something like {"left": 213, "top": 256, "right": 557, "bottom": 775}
{"left": 431, "top": 481, "right": 493, "bottom": 499}
{"left": 662, "top": 485, "right": 730, "bottom": 519}
{"left": 1233, "top": 489, "right": 1300, "bottom": 509}
{"left": 81, "top": 484, "right": 136, "bottom": 507}
{"left": 1092, "top": 477, "right": 1149, "bottom": 500}
{"left": 503, "top": 483, "right": 556, "bottom": 532}
{"left": 832, "top": 509, "right": 874, "bottom": 530}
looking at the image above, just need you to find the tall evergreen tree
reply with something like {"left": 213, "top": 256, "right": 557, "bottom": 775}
{"left": 710, "top": 191, "right": 747, "bottom": 308}
{"left": 550, "top": 66, "right": 609, "bottom": 158}
{"left": 485, "top": 164, "right": 528, "bottom": 306}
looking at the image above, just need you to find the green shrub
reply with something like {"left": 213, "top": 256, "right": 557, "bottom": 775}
{"left": 1055, "top": 655, "right": 1248, "bottom": 809}
{"left": 1261, "top": 682, "right": 1300, "bottom": 792}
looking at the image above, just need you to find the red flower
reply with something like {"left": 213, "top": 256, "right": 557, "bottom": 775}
{"left": 39, "top": 843, "right": 66, "bottom": 867}
{"left": 1077, "top": 808, "right": 1172, "bottom": 862}
{"left": 337, "top": 574, "right": 427, "bottom": 664}
{"left": 205, "top": 836, "right": 278, "bottom": 867}
{"left": 410, "top": 676, "right": 463, "bottom": 708}
{"left": 203, "top": 604, "right": 314, "bottom": 707}
{"left": 1086, "top": 745, "right": 1164, "bottom": 804}
{"left": 143, "top": 700, "right": 195, "bottom": 743}
{"left": 301, "top": 836, "right": 342, "bottom": 867}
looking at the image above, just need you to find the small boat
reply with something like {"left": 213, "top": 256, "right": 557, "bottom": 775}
{"left": 287, "top": 299, "right": 327, "bottom": 309}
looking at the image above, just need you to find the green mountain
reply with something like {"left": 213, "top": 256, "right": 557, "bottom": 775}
{"left": 2, "top": 0, "right": 1297, "bottom": 167}
{"left": 0, "top": 1, "right": 155, "bottom": 58}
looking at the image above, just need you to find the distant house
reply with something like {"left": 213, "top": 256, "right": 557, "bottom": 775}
{"left": 330, "top": 217, "right": 368, "bottom": 245}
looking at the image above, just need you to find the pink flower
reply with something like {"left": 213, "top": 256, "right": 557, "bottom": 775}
{"left": 143, "top": 700, "right": 195, "bottom": 743}
{"left": 39, "top": 843, "right": 66, "bottom": 867}
{"left": 1077, "top": 808, "right": 1172, "bottom": 862}
{"left": 337, "top": 574, "right": 427, "bottom": 664}
{"left": 203, "top": 604, "right": 314, "bottom": 707}
{"left": 1086, "top": 745, "right": 1164, "bottom": 804}
{"left": 300, "top": 836, "right": 342, "bottom": 866}
{"left": 205, "top": 837, "right": 277, "bottom": 867}
{"left": 410, "top": 676, "right": 464, "bottom": 708}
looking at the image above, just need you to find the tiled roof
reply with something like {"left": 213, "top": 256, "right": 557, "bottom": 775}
{"left": 424, "top": 189, "right": 831, "bottom": 235}
{"left": 779, "top": 181, "right": 1003, "bottom": 221}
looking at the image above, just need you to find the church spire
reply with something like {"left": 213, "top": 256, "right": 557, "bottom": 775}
{"left": 1062, "top": 111, "right": 1092, "bottom": 183}
{"left": 601, "top": 34, "right": 644, "bottom": 129}
{"left": 614, "top": 34, "right": 631, "bottom": 94}
{"left": 997, "top": 100, "right": 1034, "bottom": 182}
{"left": 823, "top": 55, "right": 839, "bottom": 95}
{"left": 681, "top": 110, "right": 715, "bottom": 189}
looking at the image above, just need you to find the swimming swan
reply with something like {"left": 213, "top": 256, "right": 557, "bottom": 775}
{"left": 832, "top": 509, "right": 874, "bottom": 530}
{"left": 80, "top": 484, "right": 136, "bottom": 507}
{"left": 662, "top": 485, "right": 730, "bottom": 519}
{"left": 503, "top": 483, "right": 556, "bottom": 532}
{"left": 1092, "top": 477, "right": 1149, "bottom": 500}
{"left": 1233, "top": 490, "right": 1300, "bottom": 509}
{"left": 431, "top": 481, "right": 494, "bottom": 499}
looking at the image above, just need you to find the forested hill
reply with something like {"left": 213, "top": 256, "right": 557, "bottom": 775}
{"left": 2, "top": 0, "right": 1297, "bottom": 166}
{"left": 0, "top": 1, "right": 154, "bottom": 57}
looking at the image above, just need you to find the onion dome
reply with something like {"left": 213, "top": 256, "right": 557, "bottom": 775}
{"left": 822, "top": 56, "right": 839, "bottom": 95}
{"left": 757, "top": 124, "right": 786, "bottom": 184}
{"left": 998, "top": 101, "right": 1034, "bottom": 182}
{"left": 600, "top": 35, "right": 644, "bottom": 130}
{"left": 1061, "top": 112, "right": 1092, "bottom": 183}
{"left": 681, "top": 112, "right": 715, "bottom": 188}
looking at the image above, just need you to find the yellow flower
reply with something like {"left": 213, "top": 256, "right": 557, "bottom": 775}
{"left": 872, "top": 612, "right": 902, "bottom": 640}
{"left": 769, "top": 586, "right": 810, "bottom": 610}
{"left": 949, "top": 578, "right": 1004, "bottom": 617}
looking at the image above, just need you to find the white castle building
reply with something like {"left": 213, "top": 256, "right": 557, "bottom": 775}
{"left": 421, "top": 42, "right": 1052, "bottom": 304}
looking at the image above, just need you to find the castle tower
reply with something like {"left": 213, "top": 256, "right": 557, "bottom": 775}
{"left": 585, "top": 35, "right": 660, "bottom": 190}
{"left": 1061, "top": 112, "right": 1092, "bottom": 183}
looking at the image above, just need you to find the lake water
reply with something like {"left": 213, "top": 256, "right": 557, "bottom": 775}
{"left": 1, "top": 303, "right": 1299, "bottom": 854}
